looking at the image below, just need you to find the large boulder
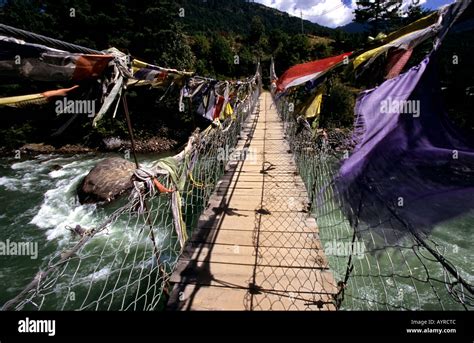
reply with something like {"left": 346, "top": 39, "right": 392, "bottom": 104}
{"left": 78, "top": 157, "right": 136, "bottom": 204}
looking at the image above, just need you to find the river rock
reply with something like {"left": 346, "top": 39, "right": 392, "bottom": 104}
{"left": 102, "top": 136, "right": 178, "bottom": 153}
{"left": 50, "top": 164, "right": 63, "bottom": 171}
{"left": 20, "top": 143, "right": 56, "bottom": 154}
{"left": 78, "top": 157, "right": 136, "bottom": 204}
{"left": 57, "top": 144, "right": 93, "bottom": 154}
{"left": 102, "top": 137, "right": 123, "bottom": 151}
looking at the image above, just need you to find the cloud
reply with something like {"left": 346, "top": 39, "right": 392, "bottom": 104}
{"left": 255, "top": 0, "right": 355, "bottom": 28}
{"left": 255, "top": 0, "right": 431, "bottom": 28}
{"left": 304, "top": 0, "right": 355, "bottom": 27}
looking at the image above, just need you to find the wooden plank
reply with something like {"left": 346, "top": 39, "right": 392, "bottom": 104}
{"left": 167, "top": 284, "right": 335, "bottom": 311}
{"left": 189, "top": 229, "right": 322, "bottom": 250}
{"left": 179, "top": 242, "right": 329, "bottom": 269}
{"left": 169, "top": 260, "right": 334, "bottom": 292}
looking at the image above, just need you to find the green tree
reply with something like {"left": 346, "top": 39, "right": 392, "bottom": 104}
{"left": 250, "top": 15, "right": 265, "bottom": 44}
{"left": 191, "top": 34, "right": 212, "bottom": 75}
{"left": 403, "top": 3, "right": 431, "bottom": 25}
{"left": 236, "top": 45, "right": 256, "bottom": 79}
{"left": 275, "top": 34, "right": 311, "bottom": 72}
{"left": 269, "top": 29, "right": 289, "bottom": 54}
{"left": 311, "top": 42, "right": 333, "bottom": 60}
{"left": 154, "top": 25, "right": 195, "bottom": 70}
{"left": 320, "top": 79, "right": 356, "bottom": 128}
{"left": 192, "top": 34, "right": 211, "bottom": 59}
{"left": 354, "top": 0, "right": 402, "bottom": 35}
{"left": 211, "top": 35, "right": 234, "bottom": 77}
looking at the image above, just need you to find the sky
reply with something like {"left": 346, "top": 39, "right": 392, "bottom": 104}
{"left": 254, "top": 0, "right": 455, "bottom": 28}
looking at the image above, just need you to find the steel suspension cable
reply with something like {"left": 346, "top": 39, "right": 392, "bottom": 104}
{"left": 0, "top": 23, "right": 102, "bottom": 54}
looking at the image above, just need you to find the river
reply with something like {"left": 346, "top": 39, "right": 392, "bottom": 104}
{"left": 0, "top": 152, "right": 472, "bottom": 310}
{"left": 0, "top": 152, "right": 172, "bottom": 309}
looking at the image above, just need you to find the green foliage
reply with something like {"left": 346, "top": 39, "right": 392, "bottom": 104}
{"left": 236, "top": 46, "right": 256, "bottom": 79}
{"left": 319, "top": 79, "right": 357, "bottom": 129}
{"left": 310, "top": 42, "right": 334, "bottom": 60}
{"left": 0, "top": 122, "right": 35, "bottom": 149}
{"left": 354, "top": 0, "right": 403, "bottom": 35}
{"left": 0, "top": 0, "right": 471, "bottom": 144}
{"left": 178, "top": 0, "right": 334, "bottom": 38}
{"left": 191, "top": 34, "right": 213, "bottom": 75}
{"left": 154, "top": 27, "right": 195, "bottom": 70}
{"left": 274, "top": 34, "right": 312, "bottom": 74}
{"left": 250, "top": 16, "right": 265, "bottom": 44}
{"left": 0, "top": 0, "right": 364, "bottom": 149}
{"left": 403, "top": 4, "right": 431, "bottom": 25}
{"left": 211, "top": 35, "right": 234, "bottom": 77}
{"left": 192, "top": 34, "right": 212, "bottom": 58}
{"left": 269, "top": 29, "right": 289, "bottom": 54}
{"left": 90, "top": 115, "right": 128, "bottom": 142}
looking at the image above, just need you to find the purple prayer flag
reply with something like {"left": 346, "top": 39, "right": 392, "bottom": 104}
{"left": 335, "top": 53, "right": 474, "bottom": 242}
{"left": 332, "top": 0, "right": 474, "bottom": 244}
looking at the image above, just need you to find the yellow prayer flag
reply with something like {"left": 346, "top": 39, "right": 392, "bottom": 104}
{"left": 353, "top": 12, "right": 439, "bottom": 70}
{"left": 305, "top": 90, "right": 323, "bottom": 119}
{"left": 224, "top": 102, "right": 234, "bottom": 119}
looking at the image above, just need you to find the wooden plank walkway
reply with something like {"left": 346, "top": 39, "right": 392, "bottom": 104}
{"left": 167, "top": 91, "right": 337, "bottom": 310}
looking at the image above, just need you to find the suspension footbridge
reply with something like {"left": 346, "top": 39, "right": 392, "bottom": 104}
{"left": 1, "top": 0, "right": 473, "bottom": 311}
{"left": 167, "top": 92, "right": 337, "bottom": 310}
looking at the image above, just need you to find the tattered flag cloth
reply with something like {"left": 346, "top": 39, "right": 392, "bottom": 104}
{"left": 132, "top": 59, "right": 169, "bottom": 81}
{"left": 220, "top": 82, "right": 234, "bottom": 120}
{"left": 352, "top": 17, "right": 440, "bottom": 70}
{"left": 384, "top": 47, "right": 413, "bottom": 79}
{"left": 0, "top": 36, "right": 113, "bottom": 82}
{"left": 352, "top": 1, "right": 471, "bottom": 74}
{"left": 270, "top": 58, "right": 277, "bottom": 82}
{"left": 131, "top": 59, "right": 192, "bottom": 87}
{"left": 181, "top": 78, "right": 207, "bottom": 99}
{"left": 334, "top": 0, "right": 473, "bottom": 245}
{"left": 366, "top": 11, "right": 440, "bottom": 54}
{"left": 196, "top": 82, "right": 217, "bottom": 121}
{"left": 276, "top": 52, "right": 352, "bottom": 92}
{"left": 132, "top": 59, "right": 192, "bottom": 76}
{"left": 223, "top": 102, "right": 234, "bottom": 119}
{"left": 304, "top": 88, "right": 324, "bottom": 119}
{"left": 0, "top": 85, "right": 79, "bottom": 107}
{"left": 336, "top": 53, "right": 474, "bottom": 245}
{"left": 213, "top": 95, "right": 225, "bottom": 120}
{"left": 270, "top": 58, "right": 278, "bottom": 91}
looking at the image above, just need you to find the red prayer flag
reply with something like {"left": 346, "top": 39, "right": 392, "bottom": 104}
{"left": 385, "top": 48, "right": 413, "bottom": 79}
{"left": 276, "top": 52, "right": 352, "bottom": 92}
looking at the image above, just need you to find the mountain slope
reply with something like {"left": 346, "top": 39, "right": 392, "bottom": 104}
{"left": 338, "top": 21, "right": 369, "bottom": 33}
{"left": 179, "top": 0, "right": 335, "bottom": 37}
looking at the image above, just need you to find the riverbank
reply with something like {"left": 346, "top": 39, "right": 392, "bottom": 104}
{"left": 0, "top": 136, "right": 179, "bottom": 158}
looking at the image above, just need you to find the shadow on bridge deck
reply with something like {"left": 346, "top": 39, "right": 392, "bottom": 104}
{"left": 166, "top": 92, "right": 337, "bottom": 310}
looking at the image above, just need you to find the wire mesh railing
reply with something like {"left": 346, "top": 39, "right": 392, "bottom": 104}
{"left": 2, "top": 73, "right": 262, "bottom": 311}
{"left": 273, "top": 92, "right": 473, "bottom": 311}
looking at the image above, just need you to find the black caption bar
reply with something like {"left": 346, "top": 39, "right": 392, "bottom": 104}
{"left": 0, "top": 311, "right": 472, "bottom": 339}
